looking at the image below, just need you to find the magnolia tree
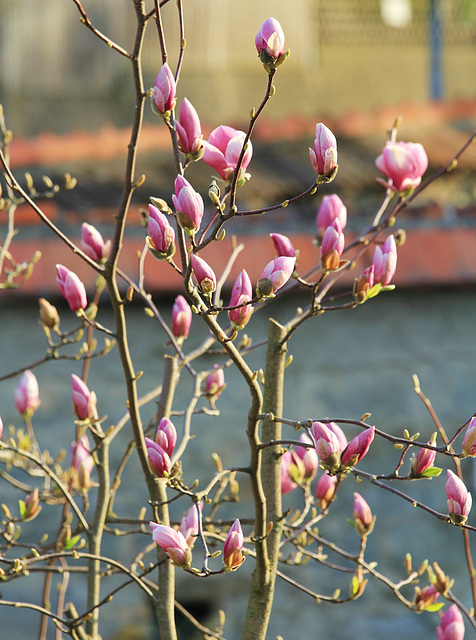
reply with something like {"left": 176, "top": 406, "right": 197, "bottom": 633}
{"left": 0, "top": 5, "right": 475, "bottom": 640}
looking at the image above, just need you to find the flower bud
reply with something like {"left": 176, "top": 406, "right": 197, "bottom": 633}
{"left": 446, "top": 469, "right": 472, "bottom": 524}
{"left": 150, "top": 522, "right": 192, "bottom": 569}
{"left": 295, "top": 433, "right": 319, "bottom": 480}
{"left": 354, "top": 265, "right": 375, "bottom": 303}
{"left": 205, "top": 365, "right": 225, "bottom": 400}
{"left": 375, "top": 141, "right": 428, "bottom": 193}
{"left": 202, "top": 125, "right": 253, "bottom": 184}
{"left": 56, "top": 264, "right": 87, "bottom": 312}
{"left": 155, "top": 417, "right": 177, "bottom": 459}
{"left": 320, "top": 219, "right": 345, "bottom": 271}
{"left": 280, "top": 449, "right": 305, "bottom": 494}
{"left": 311, "top": 421, "right": 347, "bottom": 471}
{"left": 151, "top": 63, "right": 176, "bottom": 116}
{"left": 81, "top": 223, "right": 110, "bottom": 262}
{"left": 71, "top": 374, "right": 97, "bottom": 421}
{"left": 190, "top": 254, "right": 216, "bottom": 295}
{"left": 146, "top": 204, "right": 175, "bottom": 259}
{"left": 372, "top": 235, "right": 397, "bottom": 286}
{"left": 436, "top": 604, "right": 465, "bottom": 640}
{"left": 22, "top": 487, "right": 42, "bottom": 521}
{"left": 172, "top": 176, "right": 204, "bottom": 235}
{"left": 462, "top": 417, "right": 476, "bottom": 458}
{"left": 15, "top": 370, "right": 40, "bottom": 417}
{"left": 341, "top": 427, "right": 375, "bottom": 468}
{"left": 145, "top": 437, "right": 171, "bottom": 478}
{"left": 255, "top": 18, "right": 288, "bottom": 71}
{"left": 179, "top": 502, "right": 202, "bottom": 548}
{"left": 39, "top": 298, "right": 60, "bottom": 330}
{"left": 413, "top": 584, "right": 439, "bottom": 612}
{"left": 353, "top": 492, "right": 375, "bottom": 535}
{"left": 171, "top": 295, "right": 192, "bottom": 342}
{"left": 269, "top": 233, "right": 296, "bottom": 258}
{"left": 223, "top": 519, "right": 244, "bottom": 570}
{"left": 228, "top": 270, "right": 253, "bottom": 330}
{"left": 316, "top": 194, "right": 347, "bottom": 243}
{"left": 315, "top": 470, "right": 337, "bottom": 509}
{"left": 309, "top": 123, "right": 338, "bottom": 177}
{"left": 256, "top": 256, "right": 295, "bottom": 298}
{"left": 175, "top": 98, "right": 203, "bottom": 160}
{"left": 411, "top": 435, "right": 437, "bottom": 477}
{"left": 70, "top": 434, "right": 94, "bottom": 489}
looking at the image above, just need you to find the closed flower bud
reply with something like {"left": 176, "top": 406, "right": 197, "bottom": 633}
{"left": 173, "top": 176, "right": 204, "bottom": 235}
{"left": 372, "top": 235, "right": 397, "bottom": 286}
{"left": 179, "top": 502, "right": 202, "bottom": 548}
{"left": 341, "top": 427, "right": 375, "bottom": 468}
{"left": 145, "top": 437, "right": 171, "bottom": 478}
{"left": 411, "top": 435, "right": 437, "bottom": 477}
{"left": 316, "top": 194, "right": 347, "bottom": 242}
{"left": 56, "top": 264, "right": 87, "bottom": 313}
{"left": 223, "top": 519, "right": 244, "bottom": 570}
{"left": 255, "top": 18, "right": 288, "bottom": 71}
{"left": 376, "top": 141, "right": 428, "bottom": 193}
{"left": 171, "top": 295, "right": 192, "bottom": 342}
{"left": 15, "top": 370, "right": 40, "bottom": 416}
{"left": 315, "top": 470, "right": 338, "bottom": 509}
{"left": 152, "top": 63, "right": 176, "bottom": 115}
{"left": 256, "top": 256, "right": 295, "bottom": 298}
{"left": 446, "top": 469, "right": 472, "bottom": 524}
{"left": 175, "top": 98, "right": 203, "bottom": 160}
{"left": 228, "top": 270, "right": 253, "bottom": 330}
{"left": 280, "top": 449, "right": 305, "bottom": 494}
{"left": 190, "top": 254, "right": 216, "bottom": 295}
{"left": 269, "top": 233, "right": 296, "bottom": 258}
{"left": 71, "top": 374, "right": 97, "bottom": 421}
{"left": 353, "top": 492, "right": 375, "bottom": 535}
{"left": 205, "top": 365, "right": 226, "bottom": 400}
{"left": 202, "top": 125, "right": 253, "bottom": 184}
{"left": 150, "top": 522, "right": 192, "bottom": 569}
{"left": 462, "top": 417, "right": 476, "bottom": 458}
{"left": 70, "top": 434, "right": 94, "bottom": 489}
{"left": 39, "top": 298, "right": 60, "bottom": 330}
{"left": 23, "top": 487, "right": 41, "bottom": 521}
{"left": 295, "top": 433, "right": 319, "bottom": 480}
{"left": 309, "top": 123, "right": 338, "bottom": 177}
{"left": 155, "top": 417, "right": 177, "bottom": 459}
{"left": 311, "top": 421, "right": 347, "bottom": 471}
{"left": 413, "top": 584, "right": 439, "bottom": 612}
{"left": 320, "top": 219, "right": 345, "bottom": 271}
{"left": 436, "top": 604, "right": 465, "bottom": 640}
{"left": 354, "top": 265, "right": 375, "bottom": 303}
{"left": 146, "top": 204, "right": 175, "bottom": 259}
{"left": 81, "top": 223, "right": 110, "bottom": 262}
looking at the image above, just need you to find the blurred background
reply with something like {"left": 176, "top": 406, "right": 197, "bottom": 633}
{"left": 1, "top": 1, "right": 476, "bottom": 639}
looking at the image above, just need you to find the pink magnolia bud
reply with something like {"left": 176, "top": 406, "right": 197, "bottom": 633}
{"left": 171, "top": 295, "right": 192, "bottom": 341}
{"left": 414, "top": 584, "right": 439, "bottom": 612}
{"left": 205, "top": 365, "right": 225, "bottom": 399}
{"left": 436, "top": 604, "right": 465, "bottom": 640}
{"left": 152, "top": 63, "right": 176, "bottom": 115}
{"left": 228, "top": 270, "right": 253, "bottom": 330}
{"left": 146, "top": 204, "right": 175, "bottom": 258}
{"left": 269, "top": 233, "right": 296, "bottom": 258}
{"left": 354, "top": 265, "right": 375, "bottom": 303}
{"left": 315, "top": 470, "right": 337, "bottom": 509}
{"left": 375, "top": 141, "right": 428, "bottom": 192}
{"left": 223, "top": 519, "right": 244, "bottom": 570}
{"left": 23, "top": 487, "right": 41, "bottom": 521}
{"left": 309, "top": 123, "right": 338, "bottom": 177}
{"left": 175, "top": 98, "right": 203, "bottom": 160}
{"left": 341, "top": 427, "right": 375, "bottom": 468}
{"left": 155, "top": 417, "right": 177, "bottom": 459}
{"left": 15, "top": 370, "right": 40, "bottom": 416}
{"left": 462, "top": 417, "right": 476, "bottom": 458}
{"left": 353, "top": 492, "right": 375, "bottom": 535}
{"left": 320, "top": 219, "right": 345, "bottom": 271}
{"left": 56, "top": 264, "right": 87, "bottom": 312}
{"left": 202, "top": 125, "right": 253, "bottom": 183}
{"left": 179, "top": 502, "right": 202, "bottom": 548}
{"left": 372, "top": 235, "right": 397, "bottom": 286}
{"left": 255, "top": 17, "right": 285, "bottom": 60}
{"left": 70, "top": 434, "right": 94, "bottom": 477}
{"left": 295, "top": 433, "right": 319, "bottom": 480}
{"left": 150, "top": 522, "right": 192, "bottom": 569}
{"left": 81, "top": 223, "right": 110, "bottom": 262}
{"left": 71, "top": 374, "right": 97, "bottom": 421}
{"left": 190, "top": 254, "right": 216, "bottom": 295}
{"left": 316, "top": 194, "right": 347, "bottom": 241}
{"left": 311, "top": 421, "right": 347, "bottom": 470}
{"left": 145, "top": 437, "right": 171, "bottom": 478}
{"left": 280, "top": 449, "right": 305, "bottom": 495}
{"left": 446, "top": 470, "right": 472, "bottom": 524}
{"left": 256, "top": 256, "right": 295, "bottom": 298}
{"left": 172, "top": 175, "right": 204, "bottom": 235}
{"left": 411, "top": 436, "right": 437, "bottom": 477}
